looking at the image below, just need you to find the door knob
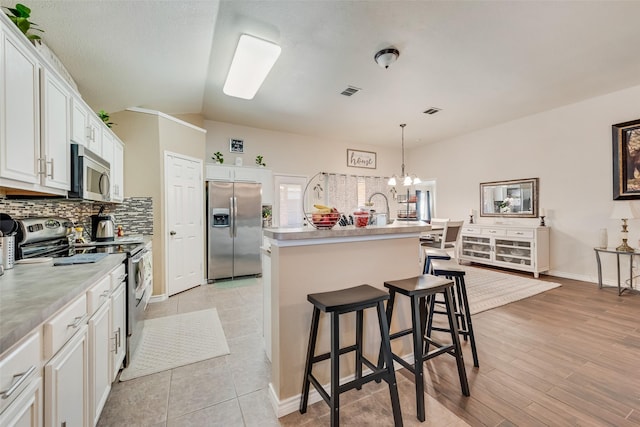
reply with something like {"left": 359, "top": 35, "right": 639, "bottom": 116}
{"left": 170, "top": 231, "right": 176, "bottom": 236}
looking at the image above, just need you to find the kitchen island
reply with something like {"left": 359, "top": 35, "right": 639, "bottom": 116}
{"left": 262, "top": 221, "right": 431, "bottom": 416}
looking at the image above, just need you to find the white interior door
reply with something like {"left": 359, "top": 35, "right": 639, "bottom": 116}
{"left": 165, "top": 152, "right": 203, "bottom": 296}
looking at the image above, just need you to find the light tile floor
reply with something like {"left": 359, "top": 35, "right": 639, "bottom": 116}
{"left": 97, "top": 278, "right": 468, "bottom": 426}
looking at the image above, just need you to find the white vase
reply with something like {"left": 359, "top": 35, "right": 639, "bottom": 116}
{"left": 598, "top": 228, "right": 608, "bottom": 249}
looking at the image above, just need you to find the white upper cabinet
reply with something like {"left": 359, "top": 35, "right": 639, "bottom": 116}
{"left": 101, "top": 129, "right": 114, "bottom": 167}
{"left": 112, "top": 139, "right": 124, "bottom": 202}
{"left": 87, "top": 114, "right": 102, "bottom": 155}
{"left": 0, "top": 26, "right": 41, "bottom": 185}
{"left": 40, "top": 69, "right": 71, "bottom": 191}
{"left": 70, "top": 96, "right": 89, "bottom": 146}
{"left": 1, "top": 13, "right": 123, "bottom": 198}
{"left": 205, "top": 164, "right": 273, "bottom": 205}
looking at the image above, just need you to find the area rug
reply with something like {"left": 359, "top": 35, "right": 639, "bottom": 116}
{"left": 462, "top": 266, "right": 561, "bottom": 315}
{"left": 119, "top": 308, "right": 230, "bottom": 381}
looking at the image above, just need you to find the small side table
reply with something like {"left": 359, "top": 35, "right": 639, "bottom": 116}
{"left": 593, "top": 247, "right": 640, "bottom": 295}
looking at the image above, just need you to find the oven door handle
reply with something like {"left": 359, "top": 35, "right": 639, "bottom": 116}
{"left": 130, "top": 249, "right": 148, "bottom": 264}
{"left": 135, "top": 288, "right": 146, "bottom": 307}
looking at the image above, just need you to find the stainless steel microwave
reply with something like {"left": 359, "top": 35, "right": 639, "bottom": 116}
{"left": 69, "top": 144, "right": 111, "bottom": 202}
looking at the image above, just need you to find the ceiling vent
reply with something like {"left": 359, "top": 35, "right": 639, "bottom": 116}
{"left": 340, "top": 86, "right": 361, "bottom": 97}
{"left": 423, "top": 107, "right": 441, "bottom": 115}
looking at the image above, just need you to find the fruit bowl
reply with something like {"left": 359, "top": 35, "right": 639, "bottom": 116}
{"left": 309, "top": 212, "right": 341, "bottom": 229}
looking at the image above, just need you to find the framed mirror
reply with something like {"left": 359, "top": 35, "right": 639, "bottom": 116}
{"left": 480, "top": 178, "right": 539, "bottom": 218}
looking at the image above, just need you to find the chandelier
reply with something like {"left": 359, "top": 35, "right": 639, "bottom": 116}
{"left": 388, "top": 124, "right": 421, "bottom": 186}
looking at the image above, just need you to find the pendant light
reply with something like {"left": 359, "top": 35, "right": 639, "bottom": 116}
{"left": 388, "top": 124, "right": 421, "bottom": 186}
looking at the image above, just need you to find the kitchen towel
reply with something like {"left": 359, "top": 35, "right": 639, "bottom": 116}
{"left": 119, "top": 308, "right": 230, "bottom": 381}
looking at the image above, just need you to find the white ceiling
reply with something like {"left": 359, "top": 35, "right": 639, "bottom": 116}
{"left": 5, "top": 0, "right": 640, "bottom": 147}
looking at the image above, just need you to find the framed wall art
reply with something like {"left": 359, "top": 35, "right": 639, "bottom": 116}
{"left": 347, "top": 149, "right": 376, "bottom": 169}
{"left": 230, "top": 138, "right": 244, "bottom": 153}
{"left": 612, "top": 119, "right": 640, "bottom": 200}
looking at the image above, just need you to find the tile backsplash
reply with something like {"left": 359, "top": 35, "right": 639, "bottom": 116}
{"left": 0, "top": 196, "right": 153, "bottom": 236}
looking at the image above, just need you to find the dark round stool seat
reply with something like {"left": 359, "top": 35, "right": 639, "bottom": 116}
{"left": 300, "top": 284, "right": 403, "bottom": 426}
{"left": 430, "top": 260, "right": 479, "bottom": 367}
{"left": 382, "top": 275, "right": 470, "bottom": 422}
{"left": 422, "top": 248, "right": 451, "bottom": 274}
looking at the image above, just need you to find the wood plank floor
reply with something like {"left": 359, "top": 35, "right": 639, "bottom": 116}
{"left": 409, "top": 267, "right": 640, "bottom": 426}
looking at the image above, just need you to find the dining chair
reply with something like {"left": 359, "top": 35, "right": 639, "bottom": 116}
{"left": 419, "top": 218, "right": 449, "bottom": 242}
{"left": 422, "top": 220, "right": 463, "bottom": 258}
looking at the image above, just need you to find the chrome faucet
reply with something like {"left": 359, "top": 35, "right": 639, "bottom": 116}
{"left": 367, "top": 192, "right": 392, "bottom": 224}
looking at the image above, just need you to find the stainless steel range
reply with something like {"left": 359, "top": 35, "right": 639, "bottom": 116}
{"left": 14, "top": 216, "right": 150, "bottom": 367}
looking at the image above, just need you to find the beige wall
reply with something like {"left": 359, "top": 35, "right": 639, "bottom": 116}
{"left": 111, "top": 109, "right": 206, "bottom": 296}
{"left": 203, "top": 120, "right": 402, "bottom": 179}
{"left": 409, "top": 83, "right": 640, "bottom": 284}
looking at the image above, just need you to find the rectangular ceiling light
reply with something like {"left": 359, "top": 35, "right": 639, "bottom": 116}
{"left": 223, "top": 34, "right": 281, "bottom": 100}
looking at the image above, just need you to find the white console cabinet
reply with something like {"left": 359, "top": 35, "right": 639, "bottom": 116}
{"left": 459, "top": 224, "right": 550, "bottom": 278}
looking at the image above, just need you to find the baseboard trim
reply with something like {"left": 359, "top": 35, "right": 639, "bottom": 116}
{"left": 267, "top": 354, "right": 414, "bottom": 418}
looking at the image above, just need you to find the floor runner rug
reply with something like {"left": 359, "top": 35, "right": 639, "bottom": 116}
{"left": 462, "top": 266, "right": 561, "bottom": 315}
{"left": 119, "top": 308, "right": 230, "bottom": 381}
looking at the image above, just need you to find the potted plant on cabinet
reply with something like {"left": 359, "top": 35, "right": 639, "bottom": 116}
{"left": 256, "top": 155, "right": 266, "bottom": 167}
{"left": 2, "top": 3, "right": 43, "bottom": 44}
{"left": 213, "top": 152, "right": 224, "bottom": 164}
{"left": 97, "top": 110, "right": 114, "bottom": 128}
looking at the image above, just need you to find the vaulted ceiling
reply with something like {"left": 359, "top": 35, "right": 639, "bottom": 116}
{"left": 5, "top": 0, "right": 640, "bottom": 147}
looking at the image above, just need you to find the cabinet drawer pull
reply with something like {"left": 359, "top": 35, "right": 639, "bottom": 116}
{"left": 67, "top": 314, "right": 87, "bottom": 329}
{"left": 100, "top": 290, "right": 110, "bottom": 298}
{"left": 0, "top": 365, "right": 36, "bottom": 399}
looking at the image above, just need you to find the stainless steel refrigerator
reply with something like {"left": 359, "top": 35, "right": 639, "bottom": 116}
{"left": 207, "top": 181, "right": 262, "bottom": 280}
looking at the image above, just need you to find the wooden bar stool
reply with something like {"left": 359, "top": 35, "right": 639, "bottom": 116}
{"left": 423, "top": 248, "right": 451, "bottom": 274}
{"left": 382, "top": 275, "right": 470, "bottom": 422}
{"left": 299, "top": 284, "right": 403, "bottom": 427}
{"left": 430, "top": 260, "right": 479, "bottom": 367}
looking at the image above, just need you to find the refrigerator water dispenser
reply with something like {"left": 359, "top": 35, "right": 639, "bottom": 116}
{"left": 211, "top": 208, "right": 230, "bottom": 227}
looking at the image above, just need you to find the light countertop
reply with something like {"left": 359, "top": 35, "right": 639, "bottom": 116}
{"left": 0, "top": 253, "right": 126, "bottom": 354}
{"left": 263, "top": 221, "right": 431, "bottom": 241}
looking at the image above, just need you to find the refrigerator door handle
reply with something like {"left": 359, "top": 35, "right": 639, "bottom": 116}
{"left": 229, "top": 197, "right": 235, "bottom": 238}
{"left": 233, "top": 196, "right": 238, "bottom": 237}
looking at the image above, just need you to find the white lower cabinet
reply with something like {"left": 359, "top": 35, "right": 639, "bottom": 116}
{"left": 110, "top": 282, "right": 126, "bottom": 382}
{"left": 0, "top": 376, "right": 42, "bottom": 427}
{"left": 3, "top": 265, "right": 125, "bottom": 427}
{"left": 88, "top": 302, "right": 110, "bottom": 427}
{"left": 43, "top": 324, "right": 88, "bottom": 427}
{"left": 0, "top": 332, "right": 43, "bottom": 427}
{"left": 459, "top": 224, "right": 550, "bottom": 278}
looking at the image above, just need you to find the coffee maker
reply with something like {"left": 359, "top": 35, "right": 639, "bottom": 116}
{"left": 91, "top": 214, "right": 115, "bottom": 242}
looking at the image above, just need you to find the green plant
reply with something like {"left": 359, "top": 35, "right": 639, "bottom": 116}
{"left": 97, "top": 110, "right": 114, "bottom": 128}
{"left": 262, "top": 205, "right": 272, "bottom": 218}
{"left": 3, "top": 3, "right": 43, "bottom": 44}
{"left": 255, "top": 155, "right": 266, "bottom": 167}
{"left": 213, "top": 151, "right": 224, "bottom": 164}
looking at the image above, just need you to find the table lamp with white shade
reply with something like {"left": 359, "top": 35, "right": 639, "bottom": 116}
{"left": 610, "top": 201, "right": 639, "bottom": 252}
